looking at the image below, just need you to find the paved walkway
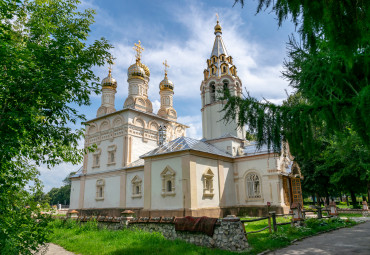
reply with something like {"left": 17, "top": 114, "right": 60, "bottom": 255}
{"left": 268, "top": 220, "right": 370, "bottom": 255}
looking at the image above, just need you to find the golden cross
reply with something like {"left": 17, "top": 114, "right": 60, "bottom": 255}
{"left": 133, "top": 40, "right": 144, "bottom": 61}
{"left": 107, "top": 55, "right": 115, "bottom": 73}
{"left": 163, "top": 60, "right": 170, "bottom": 76}
{"left": 216, "top": 13, "right": 219, "bottom": 23}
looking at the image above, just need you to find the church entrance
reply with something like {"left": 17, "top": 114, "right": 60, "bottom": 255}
{"left": 283, "top": 176, "right": 303, "bottom": 207}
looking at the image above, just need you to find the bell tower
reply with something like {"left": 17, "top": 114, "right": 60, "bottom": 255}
{"left": 200, "top": 16, "right": 245, "bottom": 145}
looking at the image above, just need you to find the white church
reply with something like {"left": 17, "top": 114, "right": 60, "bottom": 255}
{"left": 70, "top": 20, "right": 303, "bottom": 217}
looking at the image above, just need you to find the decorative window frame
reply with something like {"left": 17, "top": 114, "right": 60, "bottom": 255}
{"left": 161, "top": 166, "right": 176, "bottom": 197}
{"left": 92, "top": 148, "right": 101, "bottom": 168}
{"left": 209, "top": 82, "right": 216, "bottom": 103}
{"left": 202, "top": 169, "right": 214, "bottom": 198}
{"left": 107, "top": 145, "right": 117, "bottom": 166}
{"left": 131, "top": 175, "right": 142, "bottom": 198}
{"left": 245, "top": 172, "right": 263, "bottom": 201}
{"left": 95, "top": 179, "right": 105, "bottom": 200}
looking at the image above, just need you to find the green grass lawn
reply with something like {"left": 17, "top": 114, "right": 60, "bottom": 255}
{"left": 339, "top": 213, "right": 365, "bottom": 218}
{"left": 49, "top": 217, "right": 357, "bottom": 255}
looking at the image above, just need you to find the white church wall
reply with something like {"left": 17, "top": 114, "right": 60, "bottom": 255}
{"left": 209, "top": 140, "right": 241, "bottom": 156}
{"left": 86, "top": 136, "right": 124, "bottom": 174}
{"left": 202, "top": 101, "right": 243, "bottom": 140}
{"left": 126, "top": 169, "right": 144, "bottom": 208}
{"left": 83, "top": 175, "right": 121, "bottom": 208}
{"left": 194, "top": 157, "right": 220, "bottom": 208}
{"left": 221, "top": 161, "right": 236, "bottom": 207}
{"left": 150, "top": 157, "right": 183, "bottom": 210}
{"left": 236, "top": 156, "right": 280, "bottom": 206}
{"left": 130, "top": 136, "right": 158, "bottom": 163}
{"left": 70, "top": 180, "right": 80, "bottom": 209}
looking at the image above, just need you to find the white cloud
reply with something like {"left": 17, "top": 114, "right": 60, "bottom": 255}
{"left": 107, "top": 2, "right": 291, "bottom": 106}
{"left": 178, "top": 114, "right": 203, "bottom": 139}
{"left": 39, "top": 0, "right": 293, "bottom": 193}
{"left": 152, "top": 99, "right": 160, "bottom": 113}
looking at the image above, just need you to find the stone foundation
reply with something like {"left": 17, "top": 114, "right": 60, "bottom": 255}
{"left": 64, "top": 215, "right": 249, "bottom": 252}
{"left": 128, "top": 216, "right": 248, "bottom": 252}
{"left": 74, "top": 205, "right": 286, "bottom": 218}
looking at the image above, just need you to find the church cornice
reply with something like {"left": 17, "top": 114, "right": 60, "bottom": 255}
{"left": 83, "top": 107, "right": 189, "bottom": 128}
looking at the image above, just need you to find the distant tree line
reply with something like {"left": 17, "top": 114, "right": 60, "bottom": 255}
{"left": 34, "top": 171, "right": 76, "bottom": 206}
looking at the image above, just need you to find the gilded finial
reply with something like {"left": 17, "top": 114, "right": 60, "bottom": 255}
{"left": 133, "top": 40, "right": 144, "bottom": 62}
{"left": 214, "top": 13, "right": 222, "bottom": 34}
{"left": 163, "top": 60, "right": 170, "bottom": 77}
{"left": 106, "top": 55, "right": 115, "bottom": 75}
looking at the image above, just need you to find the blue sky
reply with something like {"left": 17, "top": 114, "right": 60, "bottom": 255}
{"left": 39, "top": 0, "right": 297, "bottom": 192}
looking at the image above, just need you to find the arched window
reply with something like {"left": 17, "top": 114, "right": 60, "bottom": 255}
{"left": 96, "top": 179, "right": 105, "bottom": 200}
{"left": 202, "top": 87, "right": 205, "bottom": 106}
{"left": 107, "top": 145, "right": 116, "bottom": 165}
{"left": 222, "top": 66, "right": 226, "bottom": 73}
{"left": 245, "top": 173, "right": 261, "bottom": 199}
{"left": 202, "top": 169, "right": 214, "bottom": 197}
{"left": 131, "top": 175, "right": 142, "bottom": 198}
{"left": 92, "top": 148, "right": 101, "bottom": 168}
{"left": 223, "top": 80, "right": 229, "bottom": 94}
{"left": 210, "top": 82, "right": 216, "bottom": 103}
{"left": 161, "top": 166, "right": 176, "bottom": 197}
{"left": 167, "top": 180, "right": 172, "bottom": 192}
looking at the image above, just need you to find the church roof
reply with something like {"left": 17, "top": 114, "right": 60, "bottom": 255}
{"left": 70, "top": 166, "right": 83, "bottom": 178}
{"left": 211, "top": 34, "right": 228, "bottom": 58}
{"left": 124, "top": 158, "right": 144, "bottom": 168}
{"left": 141, "top": 136, "right": 231, "bottom": 158}
{"left": 243, "top": 142, "right": 270, "bottom": 156}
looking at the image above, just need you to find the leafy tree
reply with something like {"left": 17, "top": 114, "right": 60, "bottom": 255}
{"left": 0, "top": 0, "right": 111, "bottom": 253}
{"left": 322, "top": 129, "right": 370, "bottom": 206}
{"left": 47, "top": 171, "right": 76, "bottom": 205}
{"left": 226, "top": 0, "right": 369, "bottom": 157}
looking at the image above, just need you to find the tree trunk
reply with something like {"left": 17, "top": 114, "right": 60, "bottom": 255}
{"left": 346, "top": 194, "right": 349, "bottom": 206}
{"left": 312, "top": 193, "right": 316, "bottom": 206}
{"left": 350, "top": 190, "right": 357, "bottom": 208}
{"left": 367, "top": 181, "right": 370, "bottom": 203}
{"left": 326, "top": 193, "right": 330, "bottom": 206}
{"left": 340, "top": 192, "right": 342, "bottom": 202}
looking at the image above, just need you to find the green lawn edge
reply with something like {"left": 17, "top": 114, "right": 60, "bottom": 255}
{"left": 48, "top": 218, "right": 358, "bottom": 255}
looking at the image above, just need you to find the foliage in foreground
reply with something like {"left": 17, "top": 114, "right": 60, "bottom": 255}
{"left": 226, "top": 0, "right": 370, "bottom": 156}
{"left": 0, "top": 0, "right": 112, "bottom": 253}
{"left": 49, "top": 218, "right": 357, "bottom": 255}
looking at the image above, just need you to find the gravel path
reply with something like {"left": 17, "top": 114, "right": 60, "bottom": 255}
{"left": 35, "top": 243, "right": 76, "bottom": 255}
{"left": 268, "top": 220, "right": 370, "bottom": 255}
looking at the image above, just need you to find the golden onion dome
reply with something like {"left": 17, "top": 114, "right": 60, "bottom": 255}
{"left": 214, "top": 20, "right": 222, "bottom": 34}
{"left": 139, "top": 62, "right": 150, "bottom": 77}
{"left": 101, "top": 70, "right": 117, "bottom": 88}
{"left": 127, "top": 61, "right": 146, "bottom": 79}
{"left": 159, "top": 74, "right": 174, "bottom": 91}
